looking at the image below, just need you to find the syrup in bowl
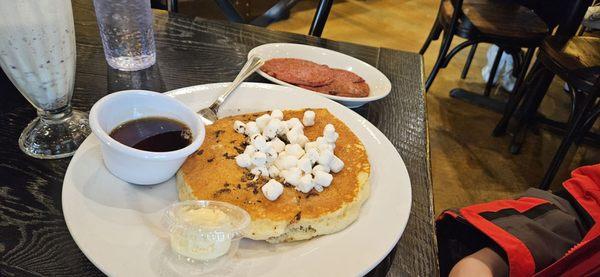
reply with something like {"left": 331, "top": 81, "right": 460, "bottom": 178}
{"left": 109, "top": 117, "right": 193, "bottom": 152}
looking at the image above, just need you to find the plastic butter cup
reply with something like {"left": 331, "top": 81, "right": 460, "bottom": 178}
{"left": 163, "top": 200, "right": 250, "bottom": 264}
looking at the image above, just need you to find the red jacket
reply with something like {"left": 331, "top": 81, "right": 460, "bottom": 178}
{"left": 436, "top": 164, "right": 600, "bottom": 276}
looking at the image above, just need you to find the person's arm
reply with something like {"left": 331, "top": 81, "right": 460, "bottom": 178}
{"left": 449, "top": 248, "right": 508, "bottom": 277}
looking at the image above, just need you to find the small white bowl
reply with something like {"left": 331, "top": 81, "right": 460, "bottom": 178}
{"left": 248, "top": 43, "right": 392, "bottom": 108}
{"left": 89, "top": 90, "right": 205, "bottom": 185}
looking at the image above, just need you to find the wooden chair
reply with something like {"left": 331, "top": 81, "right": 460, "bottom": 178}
{"left": 420, "top": 0, "right": 563, "bottom": 94}
{"left": 155, "top": 0, "right": 334, "bottom": 37}
{"left": 494, "top": 36, "right": 600, "bottom": 189}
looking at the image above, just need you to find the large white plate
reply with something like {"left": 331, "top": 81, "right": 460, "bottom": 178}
{"left": 248, "top": 43, "right": 392, "bottom": 108}
{"left": 62, "top": 83, "right": 411, "bottom": 276}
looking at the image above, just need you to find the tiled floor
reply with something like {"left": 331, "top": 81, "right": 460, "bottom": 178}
{"left": 267, "top": 0, "right": 599, "bottom": 214}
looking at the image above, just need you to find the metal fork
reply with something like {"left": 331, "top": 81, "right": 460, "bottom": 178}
{"left": 198, "top": 55, "right": 265, "bottom": 125}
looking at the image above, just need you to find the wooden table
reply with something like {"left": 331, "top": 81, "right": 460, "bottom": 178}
{"left": 0, "top": 1, "right": 436, "bottom": 275}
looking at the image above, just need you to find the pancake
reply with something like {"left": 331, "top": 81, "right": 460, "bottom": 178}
{"left": 177, "top": 109, "right": 370, "bottom": 243}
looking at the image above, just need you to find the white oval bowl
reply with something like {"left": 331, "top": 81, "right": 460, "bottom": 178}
{"left": 248, "top": 43, "right": 392, "bottom": 108}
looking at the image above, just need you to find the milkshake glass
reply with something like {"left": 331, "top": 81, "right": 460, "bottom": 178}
{"left": 0, "top": 0, "right": 89, "bottom": 159}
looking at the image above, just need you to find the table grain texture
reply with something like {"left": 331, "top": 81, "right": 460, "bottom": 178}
{"left": 0, "top": 1, "right": 437, "bottom": 276}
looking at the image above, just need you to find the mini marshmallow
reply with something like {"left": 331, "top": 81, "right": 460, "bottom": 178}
{"left": 286, "top": 118, "right": 304, "bottom": 130}
{"left": 329, "top": 155, "right": 345, "bottom": 173}
{"left": 251, "top": 166, "right": 269, "bottom": 178}
{"left": 285, "top": 144, "right": 305, "bottom": 158}
{"left": 324, "top": 131, "right": 339, "bottom": 143}
{"left": 244, "top": 145, "right": 258, "bottom": 155}
{"left": 275, "top": 155, "right": 298, "bottom": 169}
{"left": 297, "top": 156, "right": 313, "bottom": 174}
{"left": 283, "top": 167, "right": 302, "bottom": 186}
{"left": 263, "top": 118, "right": 281, "bottom": 139}
{"left": 276, "top": 123, "right": 288, "bottom": 136}
{"left": 314, "top": 171, "right": 333, "bottom": 187}
{"left": 324, "top": 124, "right": 335, "bottom": 135}
{"left": 255, "top": 114, "right": 271, "bottom": 130}
{"left": 233, "top": 120, "right": 246, "bottom": 134}
{"left": 268, "top": 165, "right": 280, "bottom": 178}
{"left": 314, "top": 185, "right": 324, "bottom": 192}
{"left": 271, "top": 109, "right": 284, "bottom": 120}
{"left": 306, "top": 148, "right": 319, "bottom": 164}
{"left": 286, "top": 128, "right": 303, "bottom": 145}
{"left": 251, "top": 152, "right": 267, "bottom": 167}
{"left": 304, "top": 141, "right": 319, "bottom": 151}
{"left": 317, "top": 150, "right": 334, "bottom": 165}
{"left": 295, "top": 135, "right": 309, "bottom": 147}
{"left": 313, "top": 164, "right": 331, "bottom": 173}
{"left": 297, "top": 174, "right": 315, "bottom": 193}
{"left": 249, "top": 133, "right": 261, "bottom": 141}
{"left": 262, "top": 179, "right": 284, "bottom": 201}
{"left": 268, "top": 137, "right": 286, "bottom": 152}
{"left": 252, "top": 135, "right": 269, "bottom": 152}
{"left": 245, "top": 122, "right": 260, "bottom": 136}
{"left": 318, "top": 143, "right": 334, "bottom": 153}
{"left": 315, "top": 136, "right": 326, "bottom": 145}
{"left": 265, "top": 147, "right": 278, "bottom": 163}
{"left": 235, "top": 153, "right": 252, "bottom": 168}
{"left": 302, "top": 110, "right": 316, "bottom": 126}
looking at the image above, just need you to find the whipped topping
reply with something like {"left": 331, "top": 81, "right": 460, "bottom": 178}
{"left": 233, "top": 109, "right": 345, "bottom": 201}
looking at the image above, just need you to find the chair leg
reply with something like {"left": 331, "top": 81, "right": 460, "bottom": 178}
{"left": 419, "top": 20, "right": 442, "bottom": 55}
{"left": 308, "top": 0, "right": 334, "bottom": 37}
{"left": 461, "top": 43, "right": 478, "bottom": 79}
{"left": 167, "top": 0, "right": 178, "bottom": 12}
{"left": 576, "top": 103, "right": 600, "bottom": 144}
{"left": 484, "top": 47, "right": 503, "bottom": 97}
{"left": 441, "top": 41, "right": 476, "bottom": 68}
{"left": 539, "top": 91, "right": 598, "bottom": 190}
{"left": 214, "top": 0, "right": 246, "bottom": 23}
{"left": 492, "top": 47, "right": 535, "bottom": 136}
{"left": 509, "top": 66, "right": 554, "bottom": 154}
{"left": 425, "top": 28, "right": 454, "bottom": 91}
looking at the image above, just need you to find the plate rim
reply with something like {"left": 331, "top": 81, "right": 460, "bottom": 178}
{"left": 62, "top": 82, "right": 412, "bottom": 276}
{"left": 248, "top": 43, "right": 392, "bottom": 103}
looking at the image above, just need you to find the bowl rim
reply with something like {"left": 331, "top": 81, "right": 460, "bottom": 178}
{"left": 89, "top": 90, "right": 205, "bottom": 160}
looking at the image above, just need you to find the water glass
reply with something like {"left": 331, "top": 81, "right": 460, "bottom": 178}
{"left": 92, "top": 0, "right": 156, "bottom": 71}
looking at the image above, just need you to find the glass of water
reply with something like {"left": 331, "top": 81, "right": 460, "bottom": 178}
{"left": 92, "top": 0, "right": 156, "bottom": 71}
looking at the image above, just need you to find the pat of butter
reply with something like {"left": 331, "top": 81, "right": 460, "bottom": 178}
{"left": 170, "top": 208, "right": 232, "bottom": 260}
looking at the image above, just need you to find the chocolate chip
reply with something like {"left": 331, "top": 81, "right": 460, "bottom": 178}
{"left": 223, "top": 153, "right": 236, "bottom": 159}
{"left": 214, "top": 130, "right": 225, "bottom": 137}
{"left": 305, "top": 190, "right": 318, "bottom": 199}
{"left": 213, "top": 188, "right": 231, "bottom": 197}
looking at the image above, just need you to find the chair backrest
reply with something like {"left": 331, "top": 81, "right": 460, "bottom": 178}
{"left": 152, "top": 0, "right": 334, "bottom": 37}
{"left": 517, "top": 0, "right": 595, "bottom": 37}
